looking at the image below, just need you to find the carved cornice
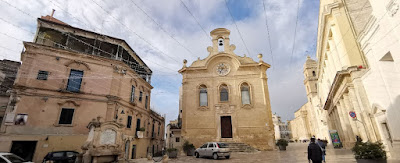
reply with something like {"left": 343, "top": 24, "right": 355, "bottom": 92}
{"left": 357, "top": 15, "right": 379, "bottom": 50}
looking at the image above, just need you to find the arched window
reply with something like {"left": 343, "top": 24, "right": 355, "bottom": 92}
{"left": 312, "top": 71, "right": 316, "bottom": 77}
{"left": 199, "top": 85, "right": 208, "bottom": 106}
{"left": 220, "top": 84, "right": 229, "bottom": 101}
{"left": 241, "top": 83, "right": 250, "bottom": 105}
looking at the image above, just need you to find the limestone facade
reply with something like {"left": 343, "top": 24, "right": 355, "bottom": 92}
{"left": 166, "top": 119, "right": 182, "bottom": 150}
{"left": 288, "top": 57, "right": 331, "bottom": 143}
{"left": 288, "top": 104, "right": 312, "bottom": 142}
{"left": 313, "top": 0, "right": 400, "bottom": 158}
{"left": 179, "top": 28, "right": 275, "bottom": 150}
{"left": 357, "top": 0, "right": 400, "bottom": 158}
{"left": 0, "top": 16, "right": 164, "bottom": 162}
{"left": 316, "top": 0, "right": 374, "bottom": 149}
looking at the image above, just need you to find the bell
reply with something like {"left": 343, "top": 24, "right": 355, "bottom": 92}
{"left": 219, "top": 43, "right": 223, "bottom": 46}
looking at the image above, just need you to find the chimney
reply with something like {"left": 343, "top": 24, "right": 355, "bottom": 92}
{"left": 51, "top": 9, "right": 55, "bottom": 17}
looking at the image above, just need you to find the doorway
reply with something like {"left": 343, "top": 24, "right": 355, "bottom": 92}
{"left": 10, "top": 141, "right": 37, "bottom": 161}
{"left": 221, "top": 116, "right": 232, "bottom": 138}
{"left": 131, "top": 145, "right": 136, "bottom": 159}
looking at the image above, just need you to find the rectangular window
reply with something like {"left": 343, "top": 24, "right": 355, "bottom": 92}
{"left": 145, "top": 95, "right": 148, "bottom": 109}
{"left": 66, "top": 70, "right": 83, "bottom": 92}
{"left": 59, "top": 108, "right": 75, "bottom": 124}
{"left": 136, "top": 119, "right": 141, "bottom": 131}
{"left": 139, "top": 91, "right": 143, "bottom": 102}
{"left": 176, "top": 137, "right": 180, "bottom": 142}
{"left": 130, "top": 86, "right": 135, "bottom": 102}
{"left": 127, "top": 116, "right": 132, "bottom": 128}
{"left": 37, "top": 70, "right": 48, "bottom": 80}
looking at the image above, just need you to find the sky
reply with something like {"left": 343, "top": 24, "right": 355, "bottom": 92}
{"left": 0, "top": 0, "right": 320, "bottom": 123}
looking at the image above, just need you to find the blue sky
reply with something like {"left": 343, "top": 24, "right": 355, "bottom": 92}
{"left": 0, "top": 0, "right": 320, "bottom": 123}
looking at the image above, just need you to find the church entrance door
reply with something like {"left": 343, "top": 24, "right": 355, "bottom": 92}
{"left": 221, "top": 116, "right": 232, "bottom": 138}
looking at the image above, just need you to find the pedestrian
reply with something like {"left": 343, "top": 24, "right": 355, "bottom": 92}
{"left": 308, "top": 137, "right": 323, "bottom": 163}
{"left": 317, "top": 138, "right": 326, "bottom": 162}
{"left": 356, "top": 135, "right": 362, "bottom": 143}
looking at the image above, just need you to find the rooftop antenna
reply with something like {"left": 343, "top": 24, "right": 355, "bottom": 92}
{"left": 51, "top": 9, "right": 55, "bottom": 17}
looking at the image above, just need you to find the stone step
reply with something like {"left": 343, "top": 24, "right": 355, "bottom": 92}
{"left": 222, "top": 142, "right": 258, "bottom": 153}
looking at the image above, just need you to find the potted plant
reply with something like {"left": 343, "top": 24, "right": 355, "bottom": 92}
{"left": 139, "top": 127, "right": 146, "bottom": 131}
{"left": 276, "top": 139, "right": 289, "bottom": 151}
{"left": 182, "top": 141, "right": 195, "bottom": 156}
{"left": 166, "top": 148, "right": 178, "bottom": 158}
{"left": 352, "top": 141, "right": 387, "bottom": 163}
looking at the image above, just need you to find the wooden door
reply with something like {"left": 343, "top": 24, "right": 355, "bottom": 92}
{"left": 221, "top": 116, "right": 232, "bottom": 138}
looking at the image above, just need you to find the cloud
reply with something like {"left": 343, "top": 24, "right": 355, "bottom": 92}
{"left": 0, "top": 0, "right": 320, "bottom": 123}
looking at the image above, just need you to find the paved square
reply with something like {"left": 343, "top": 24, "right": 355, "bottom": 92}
{"left": 168, "top": 143, "right": 399, "bottom": 163}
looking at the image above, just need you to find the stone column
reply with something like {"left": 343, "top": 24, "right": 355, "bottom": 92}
{"left": 343, "top": 93, "right": 360, "bottom": 137}
{"left": 339, "top": 98, "right": 356, "bottom": 146}
{"left": 348, "top": 87, "right": 370, "bottom": 141}
{"left": 333, "top": 108, "right": 346, "bottom": 143}
{"left": 336, "top": 101, "right": 351, "bottom": 147}
{"left": 351, "top": 74, "right": 379, "bottom": 142}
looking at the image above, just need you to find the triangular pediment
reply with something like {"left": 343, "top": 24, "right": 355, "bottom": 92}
{"left": 380, "top": 52, "right": 394, "bottom": 61}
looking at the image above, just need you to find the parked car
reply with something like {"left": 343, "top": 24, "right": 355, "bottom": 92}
{"left": 194, "top": 142, "right": 230, "bottom": 160}
{"left": 42, "top": 151, "right": 79, "bottom": 163}
{"left": 0, "top": 153, "right": 33, "bottom": 163}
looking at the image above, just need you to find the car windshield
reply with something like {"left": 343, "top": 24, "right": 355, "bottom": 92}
{"left": 52, "top": 152, "right": 64, "bottom": 157}
{"left": 217, "top": 143, "right": 228, "bottom": 148}
{"left": 3, "top": 154, "right": 25, "bottom": 163}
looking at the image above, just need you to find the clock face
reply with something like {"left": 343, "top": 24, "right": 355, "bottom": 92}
{"left": 216, "top": 63, "right": 230, "bottom": 76}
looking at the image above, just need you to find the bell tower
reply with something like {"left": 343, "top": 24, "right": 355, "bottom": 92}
{"left": 207, "top": 28, "right": 236, "bottom": 55}
{"left": 304, "top": 56, "right": 318, "bottom": 98}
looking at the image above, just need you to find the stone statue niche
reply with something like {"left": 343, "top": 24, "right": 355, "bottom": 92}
{"left": 76, "top": 117, "right": 124, "bottom": 163}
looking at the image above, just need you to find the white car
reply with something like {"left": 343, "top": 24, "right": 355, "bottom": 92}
{"left": 194, "top": 142, "right": 230, "bottom": 160}
{"left": 0, "top": 153, "right": 33, "bottom": 163}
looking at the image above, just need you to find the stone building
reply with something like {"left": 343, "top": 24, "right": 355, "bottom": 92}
{"left": 312, "top": 0, "right": 400, "bottom": 158}
{"left": 288, "top": 57, "right": 331, "bottom": 143}
{"left": 179, "top": 28, "right": 275, "bottom": 150}
{"left": 0, "top": 15, "right": 164, "bottom": 162}
{"left": 316, "top": 0, "right": 373, "bottom": 149}
{"left": 0, "top": 60, "right": 20, "bottom": 128}
{"left": 272, "top": 113, "right": 290, "bottom": 140}
{"left": 166, "top": 119, "right": 182, "bottom": 150}
{"left": 288, "top": 105, "right": 312, "bottom": 142}
{"left": 355, "top": 0, "right": 400, "bottom": 158}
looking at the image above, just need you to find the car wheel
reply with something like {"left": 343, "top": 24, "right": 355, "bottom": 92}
{"left": 213, "top": 153, "right": 218, "bottom": 160}
{"left": 225, "top": 156, "right": 230, "bottom": 159}
{"left": 195, "top": 152, "right": 199, "bottom": 158}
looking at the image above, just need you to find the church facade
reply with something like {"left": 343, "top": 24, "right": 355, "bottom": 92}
{"left": 179, "top": 28, "right": 275, "bottom": 150}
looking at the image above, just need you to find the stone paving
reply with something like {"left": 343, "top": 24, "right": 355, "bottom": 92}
{"left": 167, "top": 143, "right": 400, "bottom": 163}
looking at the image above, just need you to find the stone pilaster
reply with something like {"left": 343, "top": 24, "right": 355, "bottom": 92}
{"left": 348, "top": 87, "right": 369, "bottom": 141}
